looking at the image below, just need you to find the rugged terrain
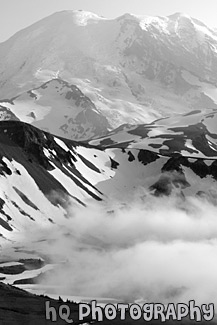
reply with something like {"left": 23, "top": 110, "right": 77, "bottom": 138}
{"left": 1, "top": 9, "right": 217, "bottom": 323}
{"left": 1, "top": 11, "right": 217, "bottom": 139}
{"left": 1, "top": 117, "right": 217, "bottom": 289}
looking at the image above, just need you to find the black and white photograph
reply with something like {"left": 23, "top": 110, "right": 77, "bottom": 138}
{"left": 0, "top": 0, "right": 217, "bottom": 324}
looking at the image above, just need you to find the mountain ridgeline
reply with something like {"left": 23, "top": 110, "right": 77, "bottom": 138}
{"left": 1, "top": 10, "right": 217, "bottom": 322}
{"left": 1, "top": 10, "right": 217, "bottom": 140}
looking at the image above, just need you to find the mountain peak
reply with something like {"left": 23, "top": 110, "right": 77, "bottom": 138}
{"left": 117, "top": 13, "right": 137, "bottom": 19}
{"left": 53, "top": 9, "right": 107, "bottom": 26}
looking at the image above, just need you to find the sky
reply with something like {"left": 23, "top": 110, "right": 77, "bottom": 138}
{"left": 0, "top": 0, "right": 217, "bottom": 42}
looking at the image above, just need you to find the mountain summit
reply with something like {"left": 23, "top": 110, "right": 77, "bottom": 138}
{"left": 1, "top": 10, "right": 217, "bottom": 138}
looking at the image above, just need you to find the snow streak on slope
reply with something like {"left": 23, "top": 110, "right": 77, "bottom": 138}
{"left": 1, "top": 118, "right": 217, "bottom": 239}
{"left": 91, "top": 108, "right": 217, "bottom": 159}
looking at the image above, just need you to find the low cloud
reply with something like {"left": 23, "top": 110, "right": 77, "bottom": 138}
{"left": 34, "top": 191, "right": 217, "bottom": 306}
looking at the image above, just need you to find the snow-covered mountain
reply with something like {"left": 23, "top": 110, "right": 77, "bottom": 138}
{"left": 1, "top": 10, "right": 217, "bottom": 138}
{"left": 0, "top": 79, "right": 110, "bottom": 140}
{"left": 2, "top": 10, "right": 217, "bottom": 311}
